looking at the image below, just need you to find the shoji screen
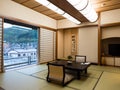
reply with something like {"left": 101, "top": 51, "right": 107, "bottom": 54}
{"left": 39, "top": 28, "right": 56, "bottom": 63}
{"left": 0, "top": 18, "right": 3, "bottom": 72}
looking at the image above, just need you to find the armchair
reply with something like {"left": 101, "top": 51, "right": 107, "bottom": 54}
{"left": 47, "top": 62, "right": 74, "bottom": 86}
{"left": 75, "top": 55, "right": 86, "bottom": 63}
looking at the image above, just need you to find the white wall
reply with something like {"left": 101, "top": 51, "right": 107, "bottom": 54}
{"left": 102, "top": 26, "right": 120, "bottom": 39}
{"left": 78, "top": 26, "right": 98, "bottom": 63}
{"left": 0, "top": 0, "right": 57, "bottom": 29}
{"left": 101, "top": 9, "right": 120, "bottom": 24}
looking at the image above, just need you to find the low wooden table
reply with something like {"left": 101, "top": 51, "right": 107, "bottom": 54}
{"left": 49, "top": 60, "right": 91, "bottom": 79}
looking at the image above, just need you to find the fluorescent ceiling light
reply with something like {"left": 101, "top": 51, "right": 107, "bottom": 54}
{"left": 67, "top": 0, "right": 81, "bottom": 5}
{"left": 55, "top": 9, "right": 64, "bottom": 15}
{"left": 80, "top": 2, "right": 98, "bottom": 22}
{"left": 69, "top": 17, "right": 81, "bottom": 24}
{"left": 35, "top": 0, "right": 64, "bottom": 15}
{"left": 35, "top": 0, "right": 49, "bottom": 6}
{"left": 67, "top": 0, "right": 88, "bottom": 10}
{"left": 80, "top": 2, "right": 92, "bottom": 15}
{"left": 63, "top": 13, "right": 81, "bottom": 24}
{"left": 35, "top": 0, "right": 81, "bottom": 24}
{"left": 75, "top": 0, "right": 88, "bottom": 10}
{"left": 67, "top": 0, "right": 98, "bottom": 22}
{"left": 47, "top": 3, "right": 58, "bottom": 11}
{"left": 62, "top": 13, "right": 71, "bottom": 18}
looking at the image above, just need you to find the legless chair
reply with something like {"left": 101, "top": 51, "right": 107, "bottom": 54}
{"left": 75, "top": 55, "right": 87, "bottom": 75}
{"left": 47, "top": 62, "right": 74, "bottom": 86}
{"left": 75, "top": 55, "right": 86, "bottom": 63}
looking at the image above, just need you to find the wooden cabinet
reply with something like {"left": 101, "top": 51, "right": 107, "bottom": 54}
{"left": 101, "top": 56, "right": 120, "bottom": 66}
{"left": 100, "top": 22, "right": 120, "bottom": 66}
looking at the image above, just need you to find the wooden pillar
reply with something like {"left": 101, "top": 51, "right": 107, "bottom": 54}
{"left": 98, "top": 13, "right": 102, "bottom": 65}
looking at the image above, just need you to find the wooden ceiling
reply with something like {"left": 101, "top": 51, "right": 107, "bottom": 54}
{"left": 12, "top": 0, "right": 120, "bottom": 21}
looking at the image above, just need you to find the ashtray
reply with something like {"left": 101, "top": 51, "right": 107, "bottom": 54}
{"left": 67, "top": 61, "right": 72, "bottom": 65}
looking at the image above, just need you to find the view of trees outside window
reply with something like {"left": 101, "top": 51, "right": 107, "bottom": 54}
{"left": 3, "top": 23, "right": 38, "bottom": 69}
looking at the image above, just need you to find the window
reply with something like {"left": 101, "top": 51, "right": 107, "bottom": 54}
{"left": 3, "top": 19, "right": 39, "bottom": 69}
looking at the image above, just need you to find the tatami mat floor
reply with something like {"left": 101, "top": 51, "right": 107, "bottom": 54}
{"left": 0, "top": 64, "right": 120, "bottom": 90}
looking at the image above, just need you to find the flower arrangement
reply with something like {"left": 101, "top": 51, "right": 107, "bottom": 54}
{"left": 67, "top": 55, "right": 73, "bottom": 60}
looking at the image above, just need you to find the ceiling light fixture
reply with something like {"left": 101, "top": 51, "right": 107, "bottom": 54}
{"left": 55, "top": 8, "right": 64, "bottom": 15}
{"left": 47, "top": 3, "right": 58, "bottom": 11}
{"left": 35, "top": 0, "right": 81, "bottom": 24}
{"left": 47, "top": 3, "right": 65, "bottom": 14}
{"left": 67, "top": 0, "right": 98, "bottom": 22}
{"left": 35, "top": 0, "right": 65, "bottom": 15}
{"left": 67, "top": 0, "right": 88, "bottom": 10}
{"left": 35, "top": 0, "right": 49, "bottom": 6}
{"left": 62, "top": 13, "right": 81, "bottom": 24}
{"left": 35, "top": 0, "right": 97, "bottom": 24}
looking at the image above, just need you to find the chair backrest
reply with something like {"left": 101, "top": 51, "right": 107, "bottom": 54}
{"left": 75, "top": 55, "right": 86, "bottom": 63}
{"left": 47, "top": 63, "right": 65, "bottom": 82}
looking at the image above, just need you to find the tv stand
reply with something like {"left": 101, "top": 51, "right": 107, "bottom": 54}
{"left": 113, "top": 56, "right": 115, "bottom": 67}
{"left": 101, "top": 56, "right": 120, "bottom": 66}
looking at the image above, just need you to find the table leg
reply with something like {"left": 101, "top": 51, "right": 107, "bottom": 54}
{"left": 77, "top": 71, "right": 81, "bottom": 79}
{"left": 85, "top": 68, "right": 87, "bottom": 74}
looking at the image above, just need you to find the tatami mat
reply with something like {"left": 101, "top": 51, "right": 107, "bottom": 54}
{"left": 32, "top": 69, "right": 102, "bottom": 90}
{"left": 94, "top": 72, "right": 120, "bottom": 90}
{"left": 87, "top": 69, "right": 103, "bottom": 79}
{"left": 89, "top": 65, "right": 120, "bottom": 73}
{"left": 40, "top": 84, "right": 74, "bottom": 90}
{"left": 0, "top": 71, "right": 48, "bottom": 90}
{"left": 32, "top": 69, "right": 102, "bottom": 80}
{"left": 32, "top": 69, "right": 48, "bottom": 79}
{"left": 16, "top": 64, "right": 47, "bottom": 75}
{"left": 0, "top": 71, "right": 75, "bottom": 90}
{"left": 1, "top": 65, "right": 120, "bottom": 90}
{"left": 67, "top": 77, "right": 98, "bottom": 90}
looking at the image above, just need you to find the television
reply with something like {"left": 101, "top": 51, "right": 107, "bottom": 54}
{"left": 109, "top": 44, "right": 120, "bottom": 56}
